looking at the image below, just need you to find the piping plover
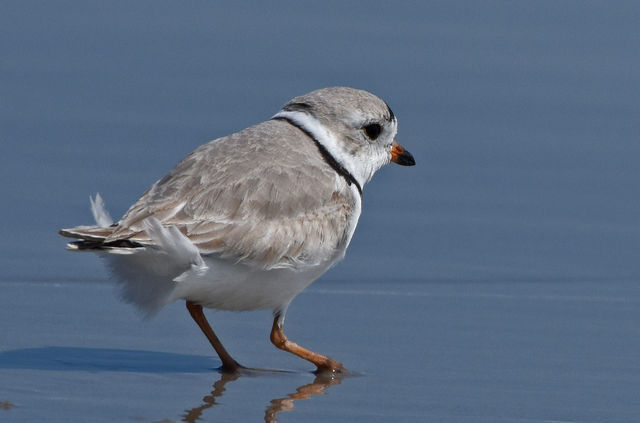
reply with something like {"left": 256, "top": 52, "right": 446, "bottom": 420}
{"left": 60, "top": 87, "right": 415, "bottom": 373}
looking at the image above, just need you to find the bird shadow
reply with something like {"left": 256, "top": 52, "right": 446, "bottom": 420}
{"left": 0, "top": 346, "right": 350, "bottom": 422}
{"left": 0, "top": 346, "right": 218, "bottom": 373}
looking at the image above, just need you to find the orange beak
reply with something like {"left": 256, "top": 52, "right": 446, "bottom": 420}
{"left": 390, "top": 140, "right": 415, "bottom": 166}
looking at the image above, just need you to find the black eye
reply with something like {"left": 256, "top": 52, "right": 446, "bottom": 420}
{"left": 363, "top": 123, "right": 382, "bottom": 140}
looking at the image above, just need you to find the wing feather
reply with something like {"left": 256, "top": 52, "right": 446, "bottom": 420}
{"left": 106, "top": 119, "right": 359, "bottom": 269}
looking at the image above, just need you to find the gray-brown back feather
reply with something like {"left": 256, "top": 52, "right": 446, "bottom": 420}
{"left": 66, "top": 119, "right": 357, "bottom": 269}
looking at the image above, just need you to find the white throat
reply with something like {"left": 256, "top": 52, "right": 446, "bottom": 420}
{"left": 272, "top": 110, "right": 366, "bottom": 189}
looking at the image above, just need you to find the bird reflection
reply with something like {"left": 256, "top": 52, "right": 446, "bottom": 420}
{"left": 180, "top": 369, "right": 345, "bottom": 423}
{"left": 263, "top": 372, "right": 343, "bottom": 422}
{"left": 181, "top": 371, "right": 241, "bottom": 422}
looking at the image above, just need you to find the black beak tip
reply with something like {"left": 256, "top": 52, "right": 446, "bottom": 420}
{"left": 396, "top": 150, "right": 416, "bottom": 166}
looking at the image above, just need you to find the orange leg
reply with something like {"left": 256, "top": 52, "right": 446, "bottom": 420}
{"left": 270, "top": 313, "right": 346, "bottom": 373}
{"left": 186, "top": 301, "right": 242, "bottom": 372}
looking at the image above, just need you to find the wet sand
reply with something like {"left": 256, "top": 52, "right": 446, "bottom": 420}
{"left": 2, "top": 278, "right": 639, "bottom": 422}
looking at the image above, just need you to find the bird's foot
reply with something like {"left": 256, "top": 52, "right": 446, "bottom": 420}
{"left": 315, "top": 357, "right": 347, "bottom": 374}
{"left": 219, "top": 360, "right": 246, "bottom": 374}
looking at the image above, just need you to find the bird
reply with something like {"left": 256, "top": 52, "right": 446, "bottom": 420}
{"left": 59, "top": 87, "right": 415, "bottom": 373}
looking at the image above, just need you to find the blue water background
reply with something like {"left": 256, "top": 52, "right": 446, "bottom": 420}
{"left": 1, "top": 1, "right": 639, "bottom": 422}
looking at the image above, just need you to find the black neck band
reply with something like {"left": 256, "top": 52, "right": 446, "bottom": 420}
{"left": 273, "top": 116, "right": 363, "bottom": 196}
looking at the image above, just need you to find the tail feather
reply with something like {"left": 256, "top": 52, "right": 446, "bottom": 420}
{"left": 59, "top": 225, "right": 115, "bottom": 241}
{"left": 59, "top": 225, "right": 145, "bottom": 250}
{"left": 60, "top": 193, "right": 144, "bottom": 251}
{"left": 60, "top": 193, "right": 117, "bottom": 243}
{"left": 90, "top": 193, "right": 114, "bottom": 227}
{"left": 59, "top": 194, "right": 203, "bottom": 316}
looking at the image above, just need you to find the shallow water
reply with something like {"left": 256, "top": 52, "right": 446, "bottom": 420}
{"left": 2, "top": 1, "right": 640, "bottom": 422}
{"left": 2, "top": 279, "right": 640, "bottom": 422}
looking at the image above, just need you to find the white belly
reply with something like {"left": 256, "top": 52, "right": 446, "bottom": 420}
{"left": 169, "top": 254, "right": 337, "bottom": 312}
{"left": 101, "top": 242, "right": 344, "bottom": 316}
